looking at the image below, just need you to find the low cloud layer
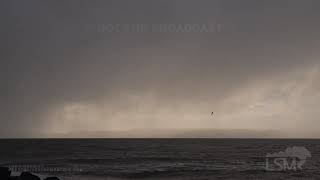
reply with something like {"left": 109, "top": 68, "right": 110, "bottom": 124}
{"left": 1, "top": 0, "right": 320, "bottom": 137}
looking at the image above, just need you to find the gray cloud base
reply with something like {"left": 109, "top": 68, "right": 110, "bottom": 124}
{"left": 1, "top": 0, "right": 320, "bottom": 137}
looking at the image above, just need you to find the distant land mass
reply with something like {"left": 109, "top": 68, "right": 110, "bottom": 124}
{"left": 44, "top": 128, "right": 320, "bottom": 139}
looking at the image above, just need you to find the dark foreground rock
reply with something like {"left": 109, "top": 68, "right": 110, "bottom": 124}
{"left": 0, "top": 167, "right": 59, "bottom": 180}
{"left": 0, "top": 167, "right": 11, "bottom": 179}
{"left": 43, "top": 177, "right": 60, "bottom": 180}
{"left": 20, "top": 172, "right": 41, "bottom": 180}
{"left": 9, "top": 176, "right": 21, "bottom": 180}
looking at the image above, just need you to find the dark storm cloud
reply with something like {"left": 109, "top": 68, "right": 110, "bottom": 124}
{"left": 1, "top": 0, "right": 320, "bottom": 137}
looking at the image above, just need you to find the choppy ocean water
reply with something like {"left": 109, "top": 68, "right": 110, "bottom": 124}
{"left": 1, "top": 139, "right": 320, "bottom": 179}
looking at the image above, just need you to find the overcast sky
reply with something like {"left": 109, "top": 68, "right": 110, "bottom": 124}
{"left": 1, "top": 0, "right": 320, "bottom": 137}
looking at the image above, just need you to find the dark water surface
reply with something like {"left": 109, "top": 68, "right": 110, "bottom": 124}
{"left": 0, "top": 139, "right": 320, "bottom": 179}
